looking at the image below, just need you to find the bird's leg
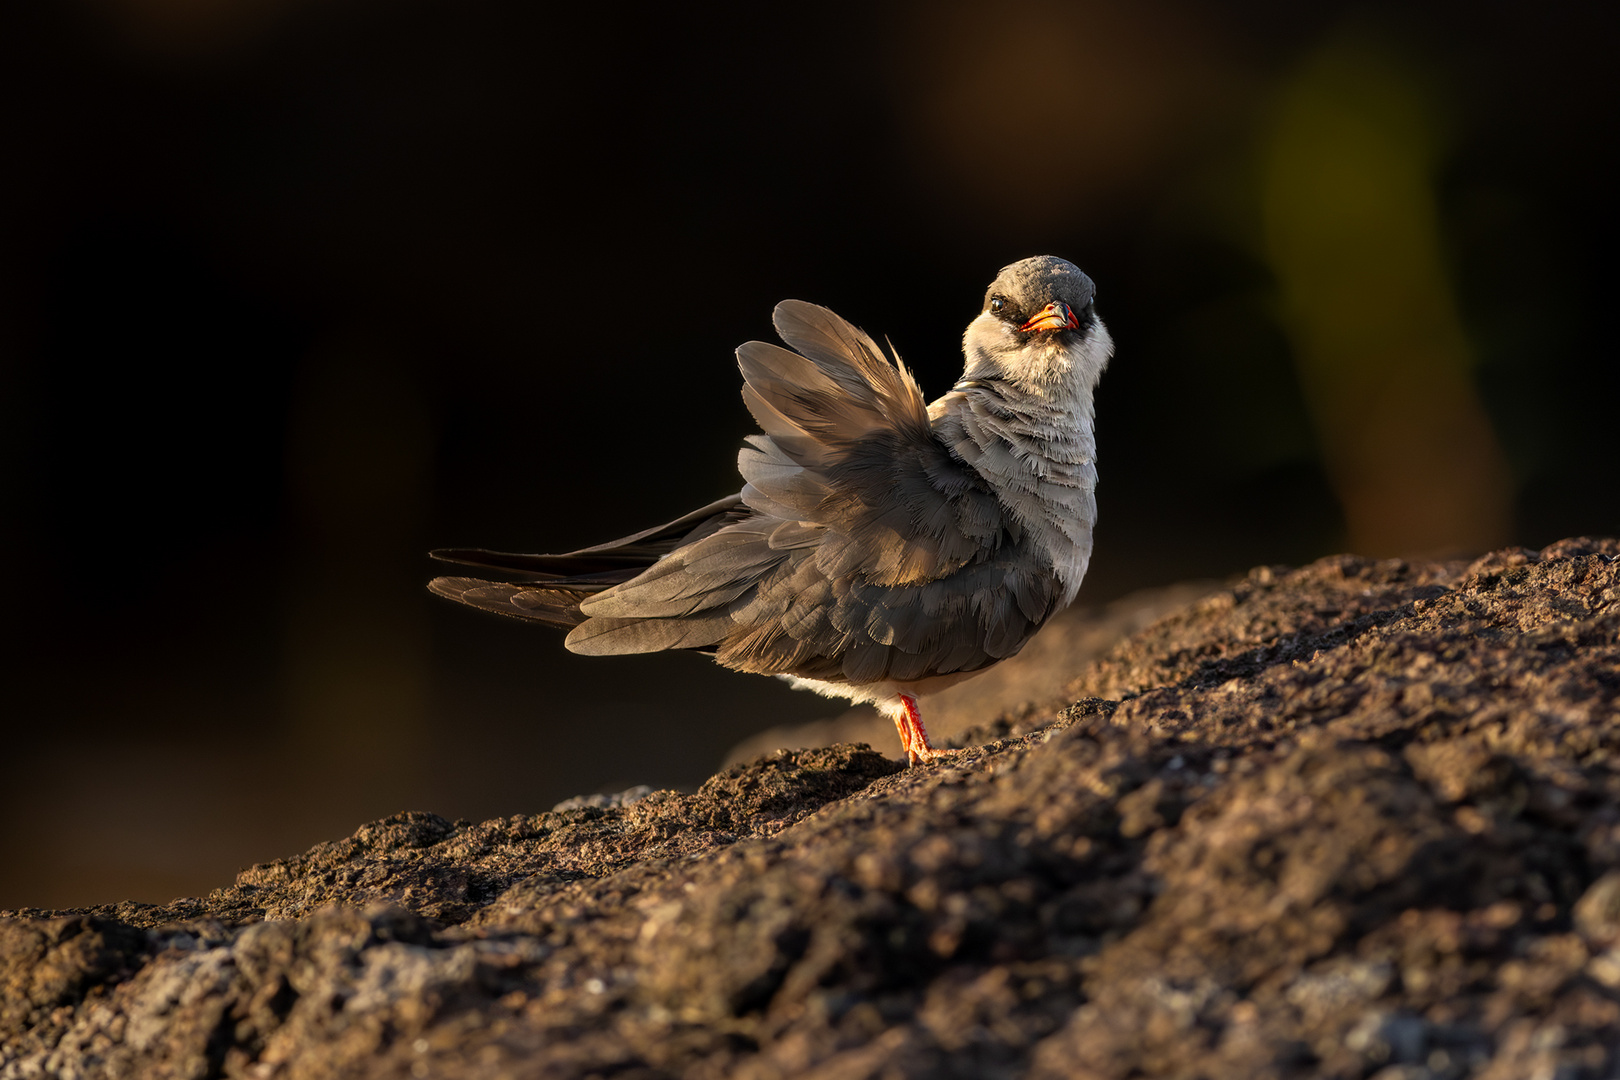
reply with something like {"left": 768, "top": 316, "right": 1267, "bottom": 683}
{"left": 893, "top": 698, "right": 916, "bottom": 760}
{"left": 894, "top": 693, "right": 953, "bottom": 765}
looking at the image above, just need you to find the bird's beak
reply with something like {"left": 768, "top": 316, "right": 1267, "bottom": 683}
{"left": 1019, "top": 301, "right": 1080, "bottom": 333}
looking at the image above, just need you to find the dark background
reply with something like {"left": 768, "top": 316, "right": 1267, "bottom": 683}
{"left": 2, "top": 0, "right": 1615, "bottom": 910}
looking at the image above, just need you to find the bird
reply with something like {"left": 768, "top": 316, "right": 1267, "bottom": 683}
{"left": 429, "top": 256, "right": 1113, "bottom": 765}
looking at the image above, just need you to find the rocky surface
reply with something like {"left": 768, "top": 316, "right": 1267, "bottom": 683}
{"left": 3, "top": 537, "right": 1619, "bottom": 1079}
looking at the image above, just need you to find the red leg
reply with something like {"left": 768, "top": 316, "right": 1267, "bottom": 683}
{"left": 896, "top": 693, "right": 950, "bottom": 765}
{"left": 892, "top": 704, "right": 915, "bottom": 760}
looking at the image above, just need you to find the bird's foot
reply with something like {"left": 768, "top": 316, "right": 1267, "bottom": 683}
{"left": 908, "top": 743, "right": 964, "bottom": 766}
{"left": 894, "top": 693, "right": 958, "bottom": 766}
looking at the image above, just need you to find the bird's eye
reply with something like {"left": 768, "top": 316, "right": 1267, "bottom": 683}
{"left": 989, "top": 297, "right": 1005, "bottom": 314}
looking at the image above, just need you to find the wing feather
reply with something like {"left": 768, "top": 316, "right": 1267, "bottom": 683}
{"left": 579, "top": 526, "right": 783, "bottom": 621}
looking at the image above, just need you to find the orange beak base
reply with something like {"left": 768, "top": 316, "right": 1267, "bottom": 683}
{"left": 1019, "top": 301, "right": 1080, "bottom": 333}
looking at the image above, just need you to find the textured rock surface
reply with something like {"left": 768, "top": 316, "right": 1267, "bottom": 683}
{"left": 3, "top": 537, "right": 1618, "bottom": 1079}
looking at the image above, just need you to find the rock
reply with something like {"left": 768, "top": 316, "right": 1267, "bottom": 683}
{"left": 3, "top": 538, "right": 1618, "bottom": 1079}
{"left": 1573, "top": 872, "right": 1620, "bottom": 947}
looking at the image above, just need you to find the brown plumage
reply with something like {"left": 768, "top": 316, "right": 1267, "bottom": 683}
{"left": 430, "top": 256, "right": 1114, "bottom": 763}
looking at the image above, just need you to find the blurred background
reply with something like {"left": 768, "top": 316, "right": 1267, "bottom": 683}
{"left": 2, "top": 0, "right": 1615, "bottom": 910}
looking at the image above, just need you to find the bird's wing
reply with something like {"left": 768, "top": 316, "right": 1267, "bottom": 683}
{"left": 568, "top": 302, "right": 1063, "bottom": 682}
{"left": 737, "top": 301, "right": 1015, "bottom": 585}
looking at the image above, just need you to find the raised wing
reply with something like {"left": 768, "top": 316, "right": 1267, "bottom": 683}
{"left": 567, "top": 302, "right": 1065, "bottom": 684}
{"left": 737, "top": 301, "right": 1002, "bottom": 585}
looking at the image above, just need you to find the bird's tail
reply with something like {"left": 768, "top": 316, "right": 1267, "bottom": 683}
{"left": 428, "top": 493, "right": 752, "bottom": 631}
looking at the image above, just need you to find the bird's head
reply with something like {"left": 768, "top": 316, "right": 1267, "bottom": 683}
{"left": 961, "top": 255, "right": 1113, "bottom": 393}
